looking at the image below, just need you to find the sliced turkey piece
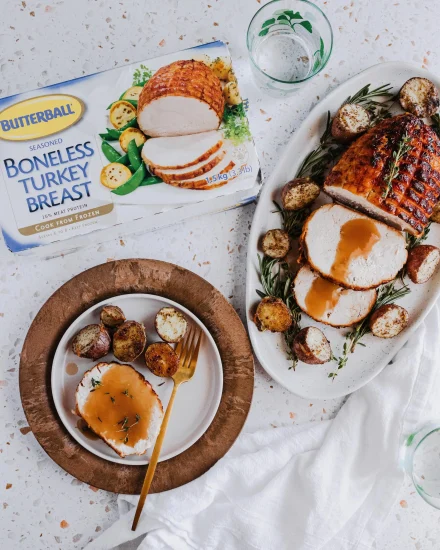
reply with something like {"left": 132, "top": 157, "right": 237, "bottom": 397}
{"left": 75, "top": 362, "right": 163, "bottom": 458}
{"left": 138, "top": 60, "right": 224, "bottom": 137}
{"left": 293, "top": 264, "right": 377, "bottom": 328}
{"left": 301, "top": 204, "right": 408, "bottom": 290}
{"left": 142, "top": 131, "right": 223, "bottom": 170}
{"left": 165, "top": 153, "right": 236, "bottom": 190}
{"left": 153, "top": 149, "right": 227, "bottom": 182}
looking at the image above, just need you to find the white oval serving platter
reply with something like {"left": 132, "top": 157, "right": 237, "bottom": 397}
{"left": 246, "top": 61, "right": 440, "bottom": 400}
{"left": 52, "top": 293, "right": 223, "bottom": 465}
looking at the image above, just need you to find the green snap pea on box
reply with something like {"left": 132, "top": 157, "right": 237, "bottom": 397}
{"left": 0, "top": 41, "right": 260, "bottom": 256}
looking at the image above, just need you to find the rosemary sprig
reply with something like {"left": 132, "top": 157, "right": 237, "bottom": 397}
{"left": 256, "top": 255, "right": 302, "bottom": 369}
{"left": 344, "top": 83, "right": 395, "bottom": 108}
{"left": 382, "top": 133, "right": 412, "bottom": 199}
{"left": 329, "top": 278, "right": 411, "bottom": 379}
{"left": 406, "top": 222, "right": 431, "bottom": 250}
{"left": 272, "top": 200, "right": 310, "bottom": 239}
{"left": 431, "top": 113, "right": 440, "bottom": 138}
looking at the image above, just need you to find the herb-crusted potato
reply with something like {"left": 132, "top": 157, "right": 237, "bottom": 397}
{"left": 281, "top": 177, "right": 320, "bottom": 211}
{"left": 369, "top": 304, "right": 409, "bottom": 338}
{"left": 406, "top": 244, "right": 440, "bottom": 284}
{"left": 223, "top": 82, "right": 242, "bottom": 106}
{"left": 155, "top": 307, "right": 187, "bottom": 343}
{"left": 121, "top": 86, "right": 143, "bottom": 101}
{"left": 100, "top": 305, "right": 126, "bottom": 328}
{"left": 119, "top": 127, "right": 147, "bottom": 152}
{"left": 109, "top": 100, "right": 137, "bottom": 129}
{"left": 261, "top": 229, "right": 290, "bottom": 259}
{"left": 254, "top": 296, "right": 292, "bottom": 332}
{"left": 113, "top": 321, "right": 147, "bottom": 362}
{"left": 210, "top": 56, "right": 232, "bottom": 80}
{"left": 331, "top": 103, "right": 371, "bottom": 142}
{"left": 399, "top": 77, "right": 440, "bottom": 118}
{"left": 72, "top": 324, "right": 111, "bottom": 360}
{"left": 100, "top": 163, "right": 132, "bottom": 189}
{"left": 227, "top": 69, "right": 237, "bottom": 83}
{"left": 292, "top": 327, "right": 332, "bottom": 365}
{"left": 145, "top": 342, "right": 179, "bottom": 377}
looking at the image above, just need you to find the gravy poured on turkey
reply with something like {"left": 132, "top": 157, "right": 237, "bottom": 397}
{"left": 304, "top": 277, "right": 341, "bottom": 319}
{"left": 330, "top": 219, "right": 381, "bottom": 282}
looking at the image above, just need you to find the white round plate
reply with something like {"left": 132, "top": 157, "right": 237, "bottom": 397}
{"left": 52, "top": 294, "right": 223, "bottom": 465}
{"left": 246, "top": 61, "right": 440, "bottom": 399}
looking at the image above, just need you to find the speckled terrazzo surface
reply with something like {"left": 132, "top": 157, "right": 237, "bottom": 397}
{"left": 1, "top": 0, "right": 440, "bottom": 548}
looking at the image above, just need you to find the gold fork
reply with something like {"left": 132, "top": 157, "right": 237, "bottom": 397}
{"left": 131, "top": 326, "right": 203, "bottom": 531}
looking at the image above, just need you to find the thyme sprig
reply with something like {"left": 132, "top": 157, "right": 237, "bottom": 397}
{"left": 91, "top": 378, "right": 102, "bottom": 388}
{"left": 117, "top": 414, "right": 141, "bottom": 444}
{"left": 329, "top": 279, "right": 411, "bottom": 379}
{"left": 256, "top": 255, "right": 302, "bottom": 369}
{"left": 382, "top": 133, "right": 412, "bottom": 199}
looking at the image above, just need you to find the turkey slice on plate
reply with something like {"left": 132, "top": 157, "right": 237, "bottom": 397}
{"left": 166, "top": 153, "right": 236, "bottom": 190}
{"left": 75, "top": 362, "right": 163, "bottom": 458}
{"left": 301, "top": 204, "right": 407, "bottom": 290}
{"left": 142, "top": 131, "right": 223, "bottom": 170}
{"left": 293, "top": 264, "right": 377, "bottom": 328}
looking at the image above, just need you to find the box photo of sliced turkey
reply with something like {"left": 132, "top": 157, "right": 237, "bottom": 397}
{"left": 246, "top": 62, "right": 440, "bottom": 400}
{"left": 0, "top": 41, "right": 259, "bottom": 256}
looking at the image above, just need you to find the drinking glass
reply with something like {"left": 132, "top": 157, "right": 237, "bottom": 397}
{"left": 401, "top": 422, "right": 440, "bottom": 508}
{"left": 247, "top": 0, "right": 333, "bottom": 97}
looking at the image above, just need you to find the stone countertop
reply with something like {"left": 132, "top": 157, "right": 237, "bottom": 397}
{"left": 1, "top": 0, "right": 439, "bottom": 548}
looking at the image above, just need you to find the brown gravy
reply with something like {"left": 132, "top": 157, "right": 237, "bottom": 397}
{"left": 330, "top": 219, "right": 380, "bottom": 281}
{"left": 305, "top": 276, "right": 341, "bottom": 319}
{"left": 66, "top": 362, "right": 78, "bottom": 375}
{"left": 81, "top": 365, "right": 155, "bottom": 449}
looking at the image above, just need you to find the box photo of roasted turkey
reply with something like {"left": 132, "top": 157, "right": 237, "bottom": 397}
{"left": 0, "top": 41, "right": 259, "bottom": 255}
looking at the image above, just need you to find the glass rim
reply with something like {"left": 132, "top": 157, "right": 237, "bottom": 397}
{"left": 246, "top": 0, "right": 334, "bottom": 85}
{"left": 409, "top": 425, "right": 440, "bottom": 508}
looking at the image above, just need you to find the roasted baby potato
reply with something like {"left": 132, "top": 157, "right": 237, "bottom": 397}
{"left": 210, "top": 56, "right": 232, "bottom": 80}
{"left": 254, "top": 296, "right": 292, "bottom": 332}
{"left": 155, "top": 307, "right": 188, "bottom": 343}
{"left": 292, "top": 326, "right": 332, "bottom": 365}
{"left": 281, "top": 177, "right": 320, "bottom": 211}
{"left": 399, "top": 77, "right": 440, "bottom": 118}
{"left": 121, "top": 86, "right": 143, "bottom": 101}
{"left": 227, "top": 69, "right": 237, "bottom": 83}
{"left": 100, "top": 163, "right": 132, "bottom": 189}
{"left": 109, "top": 100, "right": 137, "bottom": 129}
{"left": 261, "top": 229, "right": 290, "bottom": 259}
{"left": 223, "top": 81, "right": 242, "bottom": 106}
{"left": 119, "top": 127, "right": 147, "bottom": 152}
{"left": 331, "top": 103, "right": 371, "bottom": 142}
{"left": 145, "top": 342, "right": 179, "bottom": 377}
{"left": 100, "top": 305, "right": 126, "bottom": 328}
{"left": 431, "top": 201, "right": 440, "bottom": 223}
{"left": 113, "top": 320, "right": 147, "bottom": 362}
{"left": 72, "top": 324, "right": 111, "bottom": 360}
{"left": 406, "top": 244, "right": 440, "bottom": 284}
{"left": 369, "top": 304, "right": 409, "bottom": 338}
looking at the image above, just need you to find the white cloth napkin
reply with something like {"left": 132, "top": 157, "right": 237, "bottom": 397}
{"left": 86, "top": 304, "right": 440, "bottom": 550}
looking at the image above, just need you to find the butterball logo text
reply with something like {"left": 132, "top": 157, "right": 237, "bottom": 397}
{"left": 0, "top": 94, "right": 84, "bottom": 141}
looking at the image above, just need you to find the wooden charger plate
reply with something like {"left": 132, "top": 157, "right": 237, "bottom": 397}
{"left": 19, "top": 259, "right": 254, "bottom": 494}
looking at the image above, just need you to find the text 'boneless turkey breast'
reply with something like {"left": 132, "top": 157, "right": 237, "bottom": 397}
{"left": 300, "top": 204, "right": 408, "bottom": 290}
{"left": 324, "top": 113, "right": 440, "bottom": 236}
{"left": 137, "top": 60, "right": 225, "bottom": 138}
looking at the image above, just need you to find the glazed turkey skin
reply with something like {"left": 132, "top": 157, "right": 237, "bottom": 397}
{"left": 300, "top": 204, "right": 408, "bottom": 290}
{"left": 138, "top": 60, "right": 225, "bottom": 137}
{"left": 324, "top": 113, "right": 440, "bottom": 236}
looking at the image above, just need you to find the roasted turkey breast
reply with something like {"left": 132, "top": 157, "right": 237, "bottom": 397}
{"left": 138, "top": 60, "right": 225, "bottom": 137}
{"left": 325, "top": 113, "right": 440, "bottom": 236}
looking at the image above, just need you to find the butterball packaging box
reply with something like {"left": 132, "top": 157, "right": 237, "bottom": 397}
{"left": 0, "top": 40, "right": 260, "bottom": 257}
